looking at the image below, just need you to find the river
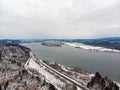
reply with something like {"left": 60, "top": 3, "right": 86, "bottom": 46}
{"left": 22, "top": 43, "right": 120, "bottom": 82}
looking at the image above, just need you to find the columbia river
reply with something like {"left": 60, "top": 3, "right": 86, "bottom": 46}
{"left": 22, "top": 43, "right": 120, "bottom": 82}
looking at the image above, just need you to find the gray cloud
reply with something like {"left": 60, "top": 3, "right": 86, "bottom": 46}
{"left": 0, "top": 0, "right": 120, "bottom": 39}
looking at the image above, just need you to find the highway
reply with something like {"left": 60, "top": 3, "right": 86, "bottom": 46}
{"left": 38, "top": 60, "right": 89, "bottom": 90}
{"left": 27, "top": 52, "right": 89, "bottom": 90}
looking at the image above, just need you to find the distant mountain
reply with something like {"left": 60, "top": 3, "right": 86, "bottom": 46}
{"left": 52, "top": 37, "right": 120, "bottom": 50}
{"left": 1, "top": 37, "right": 120, "bottom": 50}
{"left": 97, "top": 37, "right": 120, "bottom": 40}
{"left": 0, "top": 39, "right": 21, "bottom": 44}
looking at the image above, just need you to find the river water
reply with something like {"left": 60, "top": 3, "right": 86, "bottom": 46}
{"left": 22, "top": 43, "right": 120, "bottom": 82}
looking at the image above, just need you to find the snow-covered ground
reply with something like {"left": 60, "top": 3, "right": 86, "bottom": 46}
{"left": 65, "top": 43, "right": 120, "bottom": 53}
{"left": 116, "top": 82, "right": 120, "bottom": 90}
{"left": 25, "top": 56, "right": 66, "bottom": 90}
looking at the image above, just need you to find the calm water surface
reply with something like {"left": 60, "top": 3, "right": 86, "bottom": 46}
{"left": 22, "top": 43, "right": 120, "bottom": 82}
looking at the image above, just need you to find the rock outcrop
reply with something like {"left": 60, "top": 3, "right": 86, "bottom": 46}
{"left": 87, "top": 72, "right": 119, "bottom": 90}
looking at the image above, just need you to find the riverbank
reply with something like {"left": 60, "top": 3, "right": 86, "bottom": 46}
{"left": 25, "top": 52, "right": 88, "bottom": 90}
{"left": 25, "top": 51, "right": 120, "bottom": 90}
{"left": 65, "top": 42, "right": 120, "bottom": 53}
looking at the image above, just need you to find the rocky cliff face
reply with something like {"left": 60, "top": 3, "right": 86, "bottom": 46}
{"left": 87, "top": 72, "right": 119, "bottom": 90}
{"left": 0, "top": 43, "right": 56, "bottom": 90}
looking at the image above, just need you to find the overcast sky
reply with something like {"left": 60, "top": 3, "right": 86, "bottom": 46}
{"left": 0, "top": 0, "right": 120, "bottom": 39}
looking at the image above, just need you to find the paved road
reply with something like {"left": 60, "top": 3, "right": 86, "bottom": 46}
{"left": 28, "top": 52, "right": 89, "bottom": 90}
{"left": 36, "top": 60, "right": 89, "bottom": 90}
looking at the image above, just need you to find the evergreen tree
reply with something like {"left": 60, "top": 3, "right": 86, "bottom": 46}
{"left": 4, "top": 81, "right": 9, "bottom": 89}
{"left": 73, "top": 84, "right": 77, "bottom": 90}
{"left": 0, "top": 50, "right": 2, "bottom": 60}
{"left": 0, "top": 84, "right": 2, "bottom": 90}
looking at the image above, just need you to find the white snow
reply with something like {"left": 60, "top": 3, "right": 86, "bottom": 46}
{"left": 116, "top": 82, "right": 120, "bottom": 89}
{"left": 60, "top": 65, "right": 70, "bottom": 72}
{"left": 65, "top": 43, "right": 120, "bottom": 53}
{"left": 89, "top": 74, "right": 95, "bottom": 77}
{"left": 25, "top": 54, "right": 65, "bottom": 90}
{"left": 77, "top": 86, "right": 83, "bottom": 90}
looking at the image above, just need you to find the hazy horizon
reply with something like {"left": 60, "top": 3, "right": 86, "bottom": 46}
{"left": 0, "top": 0, "right": 120, "bottom": 39}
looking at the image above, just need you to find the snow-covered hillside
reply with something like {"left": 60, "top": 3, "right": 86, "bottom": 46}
{"left": 0, "top": 43, "right": 57, "bottom": 90}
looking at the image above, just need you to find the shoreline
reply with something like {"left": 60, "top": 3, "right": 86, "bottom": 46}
{"left": 65, "top": 42, "right": 120, "bottom": 53}
{"left": 25, "top": 52, "right": 89, "bottom": 90}
{"left": 22, "top": 42, "right": 120, "bottom": 53}
{"left": 25, "top": 51, "right": 120, "bottom": 89}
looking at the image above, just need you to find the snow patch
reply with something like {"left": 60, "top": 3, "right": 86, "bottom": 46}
{"left": 65, "top": 43, "right": 120, "bottom": 53}
{"left": 26, "top": 58, "right": 65, "bottom": 90}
